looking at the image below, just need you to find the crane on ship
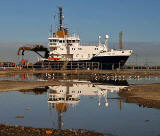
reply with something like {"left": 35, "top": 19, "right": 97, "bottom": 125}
{"left": 17, "top": 44, "right": 49, "bottom": 59}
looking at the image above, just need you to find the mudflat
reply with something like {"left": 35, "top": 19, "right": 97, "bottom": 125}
{"left": 0, "top": 80, "right": 72, "bottom": 92}
{"left": 119, "top": 83, "right": 160, "bottom": 109}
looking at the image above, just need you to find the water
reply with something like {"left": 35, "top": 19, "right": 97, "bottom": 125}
{"left": 0, "top": 75, "right": 160, "bottom": 136}
{"left": 0, "top": 74, "right": 37, "bottom": 81}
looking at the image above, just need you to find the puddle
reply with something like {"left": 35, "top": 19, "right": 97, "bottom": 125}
{"left": 0, "top": 79, "right": 160, "bottom": 136}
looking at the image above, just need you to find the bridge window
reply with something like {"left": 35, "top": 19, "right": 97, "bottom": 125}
{"left": 76, "top": 40, "right": 80, "bottom": 43}
{"left": 53, "top": 39, "right": 59, "bottom": 42}
{"left": 100, "top": 50, "right": 106, "bottom": 53}
{"left": 67, "top": 40, "right": 72, "bottom": 43}
{"left": 50, "top": 47, "right": 57, "bottom": 50}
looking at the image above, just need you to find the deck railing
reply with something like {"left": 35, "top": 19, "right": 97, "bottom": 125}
{"left": 1, "top": 61, "right": 160, "bottom": 71}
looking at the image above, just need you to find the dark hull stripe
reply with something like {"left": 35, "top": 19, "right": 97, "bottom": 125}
{"left": 34, "top": 56, "right": 130, "bottom": 70}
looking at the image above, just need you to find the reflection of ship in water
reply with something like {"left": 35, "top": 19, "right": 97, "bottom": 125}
{"left": 48, "top": 82, "right": 128, "bottom": 107}
{"left": 48, "top": 80, "right": 128, "bottom": 129}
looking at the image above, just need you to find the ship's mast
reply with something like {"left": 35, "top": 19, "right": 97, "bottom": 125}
{"left": 59, "top": 7, "right": 63, "bottom": 30}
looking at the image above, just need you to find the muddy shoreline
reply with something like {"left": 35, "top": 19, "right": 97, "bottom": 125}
{"left": 0, "top": 80, "right": 84, "bottom": 92}
{"left": 0, "top": 124, "right": 106, "bottom": 136}
{"left": 119, "top": 83, "right": 160, "bottom": 109}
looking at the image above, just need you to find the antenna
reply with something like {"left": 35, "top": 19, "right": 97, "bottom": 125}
{"left": 50, "top": 24, "right": 53, "bottom": 36}
{"left": 98, "top": 36, "right": 101, "bottom": 46}
{"left": 53, "top": 13, "right": 58, "bottom": 31}
{"left": 119, "top": 31, "right": 124, "bottom": 50}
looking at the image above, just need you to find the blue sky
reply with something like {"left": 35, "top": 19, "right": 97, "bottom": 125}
{"left": 0, "top": 0, "right": 160, "bottom": 43}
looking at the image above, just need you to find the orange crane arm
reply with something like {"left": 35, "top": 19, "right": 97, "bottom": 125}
{"left": 17, "top": 44, "right": 49, "bottom": 58}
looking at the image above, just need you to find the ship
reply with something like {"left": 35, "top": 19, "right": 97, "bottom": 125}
{"left": 18, "top": 7, "right": 132, "bottom": 70}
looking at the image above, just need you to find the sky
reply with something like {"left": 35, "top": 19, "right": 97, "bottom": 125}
{"left": 0, "top": 0, "right": 160, "bottom": 43}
